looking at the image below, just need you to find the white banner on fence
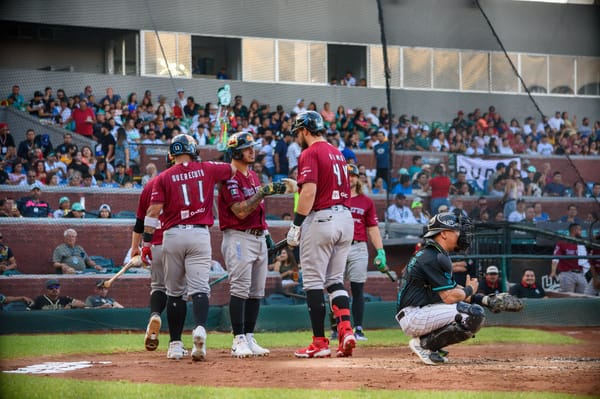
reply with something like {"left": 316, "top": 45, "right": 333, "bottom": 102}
{"left": 456, "top": 155, "right": 520, "bottom": 191}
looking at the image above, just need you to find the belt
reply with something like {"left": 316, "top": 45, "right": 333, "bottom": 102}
{"left": 175, "top": 224, "right": 208, "bottom": 230}
{"left": 242, "top": 228, "right": 264, "bottom": 236}
{"left": 315, "top": 205, "right": 349, "bottom": 212}
{"left": 566, "top": 269, "right": 583, "bottom": 273}
{"left": 395, "top": 311, "right": 405, "bottom": 322}
{"left": 352, "top": 240, "right": 366, "bottom": 245}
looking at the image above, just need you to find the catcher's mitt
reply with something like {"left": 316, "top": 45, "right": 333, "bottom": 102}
{"left": 484, "top": 293, "right": 524, "bottom": 313}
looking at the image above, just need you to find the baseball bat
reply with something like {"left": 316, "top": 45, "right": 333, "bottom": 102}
{"left": 385, "top": 270, "right": 396, "bottom": 282}
{"left": 209, "top": 272, "right": 229, "bottom": 287}
{"left": 103, "top": 255, "right": 143, "bottom": 288}
{"left": 268, "top": 239, "right": 288, "bottom": 257}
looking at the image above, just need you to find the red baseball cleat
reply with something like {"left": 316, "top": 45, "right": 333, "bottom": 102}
{"left": 294, "top": 336, "right": 331, "bottom": 358}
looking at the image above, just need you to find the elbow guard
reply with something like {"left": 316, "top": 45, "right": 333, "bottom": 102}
{"left": 133, "top": 217, "right": 144, "bottom": 234}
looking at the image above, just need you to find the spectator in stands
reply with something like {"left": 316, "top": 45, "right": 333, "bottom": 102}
{"left": 373, "top": 131, "right": 390, "bottom": 186}
{"left": 53, "top": 228, "right": 102, "bottom": 274}
{"left": 17, "top": 183, "right": 50, "bottom": 217}
{"left": 450, "top": 172, "right": 474, "bottom": 196}
{"left": 532, "top": 202, "right": 549, "bottom": 222}
{"left": 392, "top": 169, "right": 412, "bottom": 195}
{"left": 551, "top": 223, "right": 588, "bottom": 293}
{"left": 113, "top": 163, "right": 133, "bottom": 187}
{"left": 371, "top": 177, "right": 387, "bottom": 195}
{"left": 30, "top": 279, "right": 86, "bottom": 310}
{"left": 16, "top": 129, "right": 37, "bottom": 170}
{"left": 558, "top": 204, "right": 582, "bottom": 224}
{"left": 590, "top": 183, "right": 600, "bottom": 199}
{"left": 343, "top": 71, "right": 356, "bottom": 86}
{"left": 521, "top": 205, "right": 536, "bottom": 225}
{"left": 0, "top": 293, "right": 33, "bottom": 310}
{"left": 428, "top": 164, "right": 451, "bottom": 215}
{"left": 86, "top": 280, "right": 124, "bottom": 308}
{"left": 98, "top": 204, "right": 112, "bottom": 219}
{"left": 509, "top": 269, "right": 546, "bottom": 298}
{"left": 67, "top": 171, "right": 83, "bottom": 187}
{"left": 93, "top": 157, "right": 113, "bottom": 186}
{"left": 44, "top": 151, "right": 67, "bottom": 184}
{"left": 55, "top": 132, "right": 74, "bottom": 158}
{"left": 0, "top": 198, "right": 20, "bottom": 217}
{"left": 26, "top": 90, "right": 45, "bottom": 117}
{"left": 0, "top": 123, "right": 16, "bottom": 159}
{"left": 320, "top": 102, "right": 335, "bottom": 127}
{"left": 412, "top": 170, "right": 431, "bottom": 198}
{"left": 571, "top": 180, "right": 587, "bottom": 198}
{"left": 67, "top": 151, "right": 90, "bottom": 179}
{"left": 141, "top": 162, "right": 158, "bottom": 187}
{"left": 503, "top": 167, "right": 525, "bottom": 217}
{"left": 101, "top": 87, "right": 121, "bottom": 106}
{"left": 387, "top": 194, "right": 413, "bottom": 223}
{"left": 68, "top": 99, "right": 96, "bottom": 138}
{"left": 494, "top": 210, "right": 505, "bottom": 221}
{"left": 273, "top": 131, "right": 292, "bottom": 182}
{"left": 6, "top": 84, "right": 25, "bottom": 109}
{"left": 64, "top": 202, "right": 85, "bottom": 218}
{"left": 508, "top": 198, "right": 527, "bottom": 222}
{"left": 268, "top": 247, "right": 300, "bottom": 293}
{"left": 53, "top": 196, "right": 71, "bottom": 218}
{"left": 0, "top": 232, "right": 19, "bottom": 275}
{"left": 477, "top": 265, "right": 502, "bottom": 295}
{"left": 469, "top": 196, "right": 490, "bottom": 221}
{"left": 408, "top": 155, "right": 423, "bottom": 179}
{"left": 410, "top": 199, "right": 429, "bottom": 225}
{"left": 537, "top": 134, "right": 554, "bottom": 156}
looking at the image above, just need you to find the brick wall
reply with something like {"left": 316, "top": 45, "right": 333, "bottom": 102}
{"left": 0, "top": 273, "right": 397, "bottom": 307}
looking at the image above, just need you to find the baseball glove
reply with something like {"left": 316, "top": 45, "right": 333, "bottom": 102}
{"left": 484, "top": 293, "right": 524, "bottom": 313}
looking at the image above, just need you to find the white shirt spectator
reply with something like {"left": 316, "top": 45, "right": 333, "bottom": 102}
{"left": 287, "top": 141, "right": 301, "bottom": 171}
{"left": 508, "top": 210, "right": 525, "bottom": 222}
{"left": 548, "top": 115, "right": 563, "bottom": 131}
{"left": 387, "top": 205, "right": 415, "bottom": 224}
{"left": 537, "top": 141, "right": 554, "bottom": 156}
{"left": 366, "top": 110, "right": 380, "bottom": 127}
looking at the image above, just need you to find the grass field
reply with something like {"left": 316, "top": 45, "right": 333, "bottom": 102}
{"left": 0, "top": 328, "right": 590, "bottom": 399}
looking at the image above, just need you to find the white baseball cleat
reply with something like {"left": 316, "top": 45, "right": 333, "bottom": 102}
{"left": 191, "top": 326, "right": 207, "bottom": 361}
{"left": 231, "top": 334, "right": 253, "bottom": 358}
{"left": 167, "top": 340, "right": 185, "bottom": 360}
{"left": 246, "top": 333, "right": 270, "bottom": 356}
{"left": 408, "top": 338, "right": 441, "bottom": 366}
{"left": 144, "top": 314, "right": 161, "bottom": 351}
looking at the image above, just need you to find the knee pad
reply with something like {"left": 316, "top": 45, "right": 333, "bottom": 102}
{"left": 420, "top": 323, "right": 474, "bottom": 352}
{"left": 456, "top": 302, "right": 485, "bottom": 333}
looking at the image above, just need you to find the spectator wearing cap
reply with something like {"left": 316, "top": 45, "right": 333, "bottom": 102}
{"left": 53, "top": 228, "right": 102, "bottom": 274}
{"left": 509, "top": 269, "right": 546, "bottom": 298}
{"left": 410, "top": 199, "right": 429, "bottom": 225}
{"left": 64, "top": 202, "right": 86, "bottom": 218}
{"left": 30, "top": 279, "right": 86, "bottom": 310}
{"left": 26, "top": 90, "right": 46, "bottom": 117}
{"left": 392, "top": 168, "right": 413, "bottom": 195}
{"left": 53, "top": 196, "right": 71, "bottom": 218}
{"left": 292, "top": 98, "right": 306, "bottom": 115}
{"left": 386, "top": 194, "right": 413, "bottom": 224}
{"left": 16, "top": 183, "right": 50, "bottom": 217}
{"left": 98, "top": 204, "right": 112, "bottom": 219}
{"left": 85, "top": 280, "right": 124, "bottom": 308}
{"left": 477, "top": 266, "right": 502, "bottom": 295}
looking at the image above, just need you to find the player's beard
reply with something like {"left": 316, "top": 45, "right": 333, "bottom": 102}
{"left": 299, "top": 134, "right": 308, "bottom": 150}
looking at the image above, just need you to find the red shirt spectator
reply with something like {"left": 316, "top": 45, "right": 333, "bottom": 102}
{"left": 70, "top": 100, "right": 95, "bottom": 137}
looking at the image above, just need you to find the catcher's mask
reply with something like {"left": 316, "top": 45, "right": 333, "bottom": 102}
{"left": 423, "top": 210, "right": 473, "bottom": 251}
{"left": 226, "top": 132, "right": 256, "bottom": 160}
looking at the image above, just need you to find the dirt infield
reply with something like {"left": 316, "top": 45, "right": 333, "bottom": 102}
{"left": 3, "top": 328, "right": 600, "bottom": 395}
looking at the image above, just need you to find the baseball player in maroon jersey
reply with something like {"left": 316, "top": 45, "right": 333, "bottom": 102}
{"left": 550, "top": 223, "right": 589, "bottom": 293}
{"left": 286, "top": 111, "right": 356, "bottom": 358}
{"left": 330, "top": 164, "right": 388, "bottom": 341}
{"left": 218, "top": 132, "right": 287, "bottom": 357}
{"left": 131, "top": 154, "right": 174, "bottom": 353}
{"left": 143, "top": 134, "right": 235, "bottom": 361}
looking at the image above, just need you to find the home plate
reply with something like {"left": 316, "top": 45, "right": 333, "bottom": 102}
{"left": 3, "top": 361, "right": 112, "bottom": 374}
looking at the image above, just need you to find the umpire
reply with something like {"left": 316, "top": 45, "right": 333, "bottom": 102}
{"left": 286, "top": 111, "right": 356, "bottom": 358}
{"left": 218, "top": 132, "right": 286, "bottom": 358}
{"left": 396, "top": 211, "right": 484, "bottom": 365}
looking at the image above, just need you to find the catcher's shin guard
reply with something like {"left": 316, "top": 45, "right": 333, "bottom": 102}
{"left": 420, "top": 323, "right": 474, "bottom": 352}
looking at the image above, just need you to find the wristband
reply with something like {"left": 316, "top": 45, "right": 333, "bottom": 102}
{"left": 293, "top": 213, "right": 306, "bottom": 226}
{"left": 144, "top": 216, "right": 159, "bottom": 229}
{"left": 143, "top": 232, "right": 153, "bottom": 243}
{"left": 463, "top": 286, "right": 474, "bottom": 298}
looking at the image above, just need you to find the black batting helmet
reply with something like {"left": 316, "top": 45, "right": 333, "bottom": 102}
{"left": 347, "top": 164, "right": 359, "bottom": 176}
{"left": 226, "top": 132, "right": 256, "bottom": 160}
{"left": 169, "top": 134, "right": 197, "bottom": 158}
{"left": 291, "top": 111, "right": 325, "bottom": 135}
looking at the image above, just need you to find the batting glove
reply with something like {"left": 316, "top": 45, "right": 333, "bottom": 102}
{"left": 260, "top": 182, "right": 287, "bottom": 196}
{"left": 286, "top": 223, "right": 301, "bottom": 247}
{"left": 281, "top": 178, "right": 298, "bottom": 193}
{"left": 141, "top": 242, "right": 152, "bottom": 265}
{"left": 374, "top": 248, "right": 388, "bottom": 272}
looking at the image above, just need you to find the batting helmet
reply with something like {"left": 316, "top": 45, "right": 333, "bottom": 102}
{"left": 291, "top": 111, "right": 325, "bottom": 135}
{"left": 347, "top": 164, "right": 359, "bottom": 176}
{"left": 169, "top": 134, "right": 197, "bottom": 158}
{"left": 226, "top": 132, "right": 256, "bottom": 160}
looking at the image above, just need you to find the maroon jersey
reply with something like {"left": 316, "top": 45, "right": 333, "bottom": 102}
{"left": 297, "top": 141, "right": 350, "bottom": 211}
{"left": 553, "top": 240, "right": 581, "bottom": 272}
{"left": 151, "top": 161, "right": 232, "bottom": 230}
{"left": 218, "top": 169, "right": 268, "bottom": 231}
{"left": 137, "top": 177, "right": 163, "bottom": 245}
{"left": 349, "top": 194, "right": 378, "bottom": 242}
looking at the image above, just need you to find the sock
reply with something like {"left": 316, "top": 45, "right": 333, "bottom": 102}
{"left": 149, "top": 290, "right": 167, "bottom": 315}
{"left": 229, "top": 295, "right": 245, "bottom": 336}
{"left": 350, "top": 282, "right": 364, "bottom": 327}
{"left": 191, "top": 292, "right": 209, "bottom": 327}
{"left": 166, "top": 295, "right": 187, "bottom": 342}
{"left": 306, "top": 289, "right": 326, "bottom": 337}
{"left": 244, "top": 298, "right": 260, "bottom": 334}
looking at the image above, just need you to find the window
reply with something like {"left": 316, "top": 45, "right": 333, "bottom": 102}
{"left": 461, "top": 51, "right": 489, "bottom": 92}
{"left": 549, "top": 55, "right": 575, "bottom": 94}
{"left": 433, "top": 50, "right": 459, "bottom": 90}
{"left": 403, "top": 47, "right": 432, "bottom": 88}
{"left": 369, "top": 46, "right": 401, "bottom": 88}
{"left": 242, "top": 38, "right": 275, "bottom": 82}
{"left": 577, "top": 57, "right": 600, "bottom": 95}
{"left": 278, "top": 41, "right": 326, "bottom": 84}
{"left": 521, "top": 54, "right": 548, "bottom": 93}
{"left": 142, "top": 31, "right": 191, "bottom": 78}
{"left": 491, "top": 52, "right": 518, "bottom": 93}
